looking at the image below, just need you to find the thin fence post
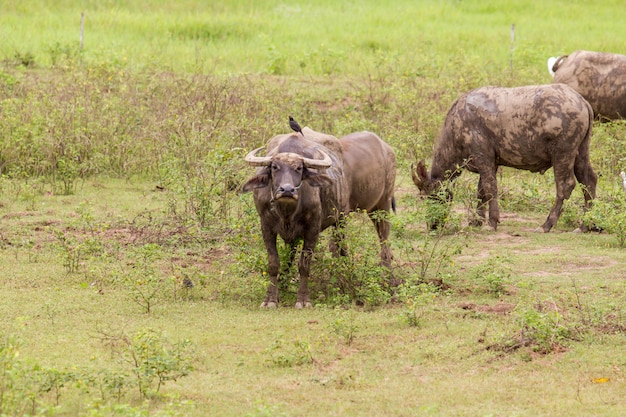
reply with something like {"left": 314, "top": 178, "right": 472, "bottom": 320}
{"left": 80, "top": 12, "right": 85, "bottom": 50}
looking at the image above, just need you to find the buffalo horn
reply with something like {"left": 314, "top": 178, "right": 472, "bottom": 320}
{"left": 302, "top": 150, "right": 332, "bottom": 169}
{"left": 245, "top": 147, "right": 332, "bottom": 169}
{"left": 244, "top": 147, "right": 272, "bottom": 166}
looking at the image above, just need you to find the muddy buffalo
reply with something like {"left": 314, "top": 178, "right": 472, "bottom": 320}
{"left": 549, "top": 50, "right": 626, "bottom": 120}
{"left": 412, "top": 84, "right": 597, "bottom": 233}
{"left": 242, "top": 128, "right": 396, "bottom": 308}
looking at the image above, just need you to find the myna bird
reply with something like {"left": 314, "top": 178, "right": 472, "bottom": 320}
{"left": 289, "top": 116, "right": 304, "bottom": 137}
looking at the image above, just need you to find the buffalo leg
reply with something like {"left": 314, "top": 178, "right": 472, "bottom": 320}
{"left": 478, "top": 169, "right": 499, "bottom": 230}
{"left": 471, "top": 176, "right": 488, "bottom": 226}
{"left": 540, "top": 165, "right": 577, "bottom": 233}
{"left": 369, "top": 209, "right": 393, "bottom": 269}
{"left": 261, "top": 229, "right": 280, "bottom": 308}
{"left": 573, "top": 151, "right": 598, "bottom": 232}
{"left": 295, "top": 231, "right": 319, "bottom": 309}
{"left": 369, "top": 206, "right": 400, "bottom": 286}
{"left": 329, "top": 213, "right": 348, "bottom": 257}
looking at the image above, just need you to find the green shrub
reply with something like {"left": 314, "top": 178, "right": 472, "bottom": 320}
{"left": 583, "top": 190, "right": 626, "bottom": 247}
{"left": 120, "top": 329, "right": 194, "bottom": 398}
{"left": 264, "top": 336, "right": 314, "bottom": 368}
{"left": 468, "top": 255, "right": 511, "bottom": 297}
{"left": 115, "top": 244, "right": 168, "bottom": 314}
{"left": 490, "top": 302, "right": 578, "bottom": 355}
{"left": 397, "top": 282, "right": 440, "bottom": 328}
{"left": 328, "top": 309, "right": 359, "bottom": 346}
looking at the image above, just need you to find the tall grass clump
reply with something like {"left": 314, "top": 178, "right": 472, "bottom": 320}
{"left": 591, "top": 120, "right": 626, "bottom": 177}
{"left": 584, "top": 186, "right": 626, "bottom": 247}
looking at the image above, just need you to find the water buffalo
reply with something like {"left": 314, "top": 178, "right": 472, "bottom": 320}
{"left": 412, "top": 84, "right": 597, "bottom": 233}
{"left": 548, "top": 50, "right": 626, "bottom": 120}
{"left": 242, "top": 128, "right": 396, "bottom": 308}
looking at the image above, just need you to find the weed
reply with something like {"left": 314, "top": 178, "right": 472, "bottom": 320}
{"left": 124, "top": 329, "right": 194, "bottom": 398}
{"left": 53, "top": 230, "right": 83, "bottom": 273}
{"left": 82, "top": 368, "right": 133, "bottom": 403}
{"left": 0, "top": 333, "right": 27, "bottom": 416}
{"left": 422, "top": 188, "right": 461, "bottom": 233}
{"left": 395, "top": 230, "right": 464, "bottom": 286}
{"left": 46, "top": 41, "right": 79, "bottom": 68}
{"left": 398, "top": 282, "right": 440, "bottom": 328}
{"left": 42, "top": 299, "right": 59, "bottom": 326}
{"left": 569, "top": 278, "right": 626, "bottom": 335}
{"left": 468, "top": 255, "right": 511, "bottom": 297}
{"left": 53, "top": 226, "right": 104, "bottom": 274}
{"left": 264, "top": 336, "right": 314, "bottom": 368}
{"left": 99, "top": 328, "right": 194, "bottom": 399}
{"left": 12, "top": 50, "right": 36, "bottom": 67}
{"left": 329, "top": 309, "right": 359, "bottom": 346}
{"left": 583, "top": 189, "right": 626, "bottom": 247}
{"left": 266, "top": 44, "right": 287, "bottom": 75}
{"left": 115, "top": 244, "right": 167, "bottom": 314}
{"left": 34, "top": 366, "right": 74, "bottom": 406}
{"left": 0, "top": 328, "right": 193, "bottom": 415}
{"left": 591, "top": 120, "right": 626, "bottom": 177}
{"left": 490, "top": 301, "right": 577, "bottom": 355}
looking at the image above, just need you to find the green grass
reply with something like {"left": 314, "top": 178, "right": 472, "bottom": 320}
{"left": 2, "top": 0, "right": 625, "bottom": 76}
{"left": 1, "top": 0, "right": 626, "bottom": 416}
{"left": 1, "top": 177, "right": 625, "bottom": 416}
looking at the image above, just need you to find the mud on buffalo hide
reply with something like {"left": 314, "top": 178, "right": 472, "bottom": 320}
{"left": 549, "top": 50, "right": 626, "bottom": 120}
{"left": 412, "top": 83, "right": 597, "bottom": 233}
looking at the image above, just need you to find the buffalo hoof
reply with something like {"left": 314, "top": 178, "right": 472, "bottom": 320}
{"left": 295, "top": 301, "right": 312, "bottom": 309}
{"left": 572, "top": 227, "right": 583, "bottom": 233}
{"left": 261, "top": 301, "right": 278, "bottom": 308}
{"left": 533, "top": 227, "right": 548, "bottom": 233}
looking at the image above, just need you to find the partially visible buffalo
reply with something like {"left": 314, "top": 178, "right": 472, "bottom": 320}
{"left": 549, "top": 50, "right": 626, "bottom": 120}
{"left": 412, "top": 84, "right": 597, "bottom": 233}
{"left": 242, "top": 128, "right": 396, "bottom": 308}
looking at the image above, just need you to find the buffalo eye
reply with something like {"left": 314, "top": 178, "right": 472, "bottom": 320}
{"left": 295, "top": 165, "right": 303, "bottom": 173}
{"left": 271, "top": 163, "right": 279, "bottom": 171}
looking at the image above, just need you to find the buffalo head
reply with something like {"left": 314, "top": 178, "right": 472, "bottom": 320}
{"left": 241, "top": 147, "right": 333, "bottom": 202}
{"left": 411, "top": 160, "right": 455, "bottom": 201}
{"left": 411, "top": 160, "right": 456, "bottom": 230}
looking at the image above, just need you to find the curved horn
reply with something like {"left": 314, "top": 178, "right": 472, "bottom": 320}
{"left": 301, "top": 150, "right": 332, "bottom": 169}
{"left": 244, "top": 147, "right": 272, "bottom": 166}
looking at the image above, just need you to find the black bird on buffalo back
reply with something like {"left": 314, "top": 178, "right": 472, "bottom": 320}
{"left": 289, "top": 116, "right": 304, "bottom": 137}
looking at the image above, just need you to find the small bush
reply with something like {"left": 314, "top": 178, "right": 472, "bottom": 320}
{"left": 468, "top": 255, "right": 511, "bottom": 297}
{"left": 328, "top": 309, "right": 359, "bottom": 346}
{"left": 397, "top": 282, "right": 440, "bottom": 328}
{"left": 490, "top": 302, "right": 578, "bottom": 355}
{"left": 583, "top": 190, "right": 626, "bottom": 247}
{"left": 121, "top": 329, "right": 194, "bottom": 398}
{"left": 264, "top": 337, "right": 314, "bottom": 368}
{"left": 114, "top": 244, "right": 168, "bottom": 313}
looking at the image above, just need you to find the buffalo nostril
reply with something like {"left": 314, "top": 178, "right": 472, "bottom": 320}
{"left": 279, "top": 185, "right": 295, "bottom": 195}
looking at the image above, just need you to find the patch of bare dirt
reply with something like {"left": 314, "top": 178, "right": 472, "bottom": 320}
{"left": 457, "top": 302, "right": 515, "bottom": 315}
{"left": 2, "top": 211, "right": 38, "bottom": 219}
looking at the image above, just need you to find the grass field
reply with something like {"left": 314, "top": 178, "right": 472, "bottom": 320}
{"left": 1, "top": 1, "right": 626, "bottom": 416}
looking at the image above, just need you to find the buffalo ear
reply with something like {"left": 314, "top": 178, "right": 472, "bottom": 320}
{"left": 303, "top": 169, "right": 332, "bottom": 188}
{"left": 240, "top": 173, "right": 270, "bottom": 193}
{"left": 411, "top": 160, "right": 429, "bottom": 192}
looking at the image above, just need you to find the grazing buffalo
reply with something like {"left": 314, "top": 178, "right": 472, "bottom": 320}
{"left": 242, "top": 128, "right": 396, "bottom": 308}
{"left": 412, "top": 84, "right": 597, "bottom": 233}
{"left": 548, "top": 50, "right": 626, "bottom": 120}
